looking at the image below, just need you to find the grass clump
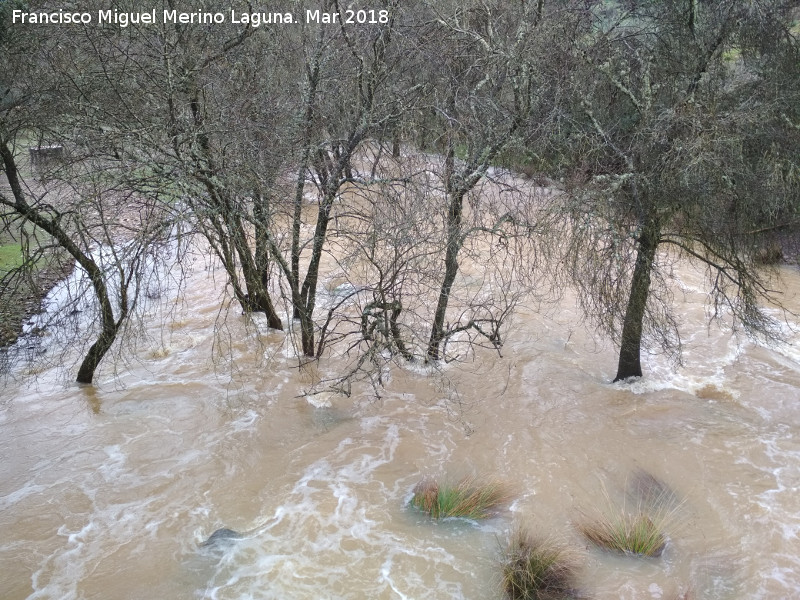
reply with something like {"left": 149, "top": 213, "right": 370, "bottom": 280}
{"left": 410, "top": 475, "right": 508, "bottom": 519}
{"left": 577, "top": 470, "right": 681, "bottom": 557}
{"left": 501, "top": 529, "right": 580, "bottom": 600}
{"left": 578, "top": 512, "right": 667, "bottom": 557}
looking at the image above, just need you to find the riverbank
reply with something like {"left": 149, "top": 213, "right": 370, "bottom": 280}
{"left": 0, "top": 255, "right": 75, "bottom": 346}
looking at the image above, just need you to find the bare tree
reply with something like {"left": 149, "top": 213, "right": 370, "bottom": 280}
{"left": 261, "top": 0, "right": 405, "bottom": 358}
{"left": 284, "top": 1, "right": 571, "bottom": 390}
{"left": 557, "top": 0, "right": 800, "bottom": 381}
{"left": 401, "top": 0, "right": 568, "bottom": 361}
{"left": 0, "top": 11, "right": 174, "bottom": 383}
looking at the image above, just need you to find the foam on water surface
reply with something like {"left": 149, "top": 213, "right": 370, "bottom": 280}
{"left": 4, "top": 245, "right": 800, "bottom": 599}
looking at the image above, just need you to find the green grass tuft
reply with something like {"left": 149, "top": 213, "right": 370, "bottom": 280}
{"left": 578, "top": 512, "right": 667, "bottom": 557}
{"left": 501, "top": 529, "right": 580, "bottom": 600}
{"left": 410, "top": 475, "right": 509, "bottom": 520}
{"left": 578, "top": 470, "right": 682, "bottom": 557}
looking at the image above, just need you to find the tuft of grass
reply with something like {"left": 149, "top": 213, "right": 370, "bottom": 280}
{"left": 577, "top": 471, "right": 683, "bottom": 557}
{"left": 410, "top": 475, "right": 509, "bottom": 519}
{"left": 501, "top": 529, "right": 580, "bottom": 600}
{"left": 578, "top": 512, "right": 667, "bottom": 557}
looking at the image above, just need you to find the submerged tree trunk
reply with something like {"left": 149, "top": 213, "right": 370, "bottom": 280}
{"left": 426, "top": 189, "right": 465, "bottom": 361}
{"left": 252, "top": 195, "right": 283, "bottom": 330}
{"left": 187, "top": 92, "right": 284, "bottom": 331}
{"left": 0, "top": 140, "right": 122, "bottom": 384}
{"left": 614, "top": 219, "right": 660, "bottom": 382}
{"left": 298, "top": 188, "right": 338, "bottom": 356}
{"left": 76, "top": 323, "right": 120, "bottom": 384}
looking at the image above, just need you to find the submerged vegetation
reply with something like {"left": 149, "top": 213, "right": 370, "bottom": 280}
{"left": 628, "top": 469, "right": 680, "bottom": 512}
{"left": 578, "top": 512, "right": 667, "bottom": 557}
{"left": 410, "top": 476, "right": 509, "bottom": 520}
{"left": 404, "top": 469, "right": 694, "bottom": 593}
{"left": 577, "top": 471, "right": 682, "bottom": 557}
{"left": 501, "top": 529, "right": 581, "bottom": 600}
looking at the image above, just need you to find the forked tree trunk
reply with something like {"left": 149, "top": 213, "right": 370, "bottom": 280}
{"left": 243, "top": 289, "right": 283, "bottom": 330}
{"left": 252, "top": 196, "right": 283, "bottom": 330}
{"left": 298, "top": 194, "right": 336, "bottom": 356}
{"left": 614, "top": 220, "right": 660, "bottom": 382}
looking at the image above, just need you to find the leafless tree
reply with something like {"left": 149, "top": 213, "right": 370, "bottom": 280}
{"left": 556, "top": 0, "right": 800, "bottom": 381}
{"left": 395, "top": 0, "right": 572, "bottom": 361}
{"left": 0, "top": 11, "right": 175, "bottom": 383}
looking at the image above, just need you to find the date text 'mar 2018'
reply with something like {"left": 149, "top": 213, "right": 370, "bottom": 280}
{"left": 306, "top": 9, "right": 390, "bottom": 24}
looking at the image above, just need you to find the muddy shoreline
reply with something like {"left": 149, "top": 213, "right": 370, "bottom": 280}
{"left": 0, "top": 257, "right": 75, "bottom": 347}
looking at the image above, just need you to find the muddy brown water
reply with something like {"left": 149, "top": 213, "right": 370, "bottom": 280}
{"left": 2, "top": 246, "right": 800, "bottom": 599}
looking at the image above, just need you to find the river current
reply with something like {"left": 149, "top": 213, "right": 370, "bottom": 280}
{"left": 2, "top": 237, "right": 800, "bottom": 599}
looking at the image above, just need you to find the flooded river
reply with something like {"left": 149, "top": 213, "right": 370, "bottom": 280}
{"left": 2, "top": 245, "right": 800, "bottom": 599}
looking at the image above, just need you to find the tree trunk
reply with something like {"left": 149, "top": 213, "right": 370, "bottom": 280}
{"left": 298, "top": 195, "right": 335, "bottom": 356}
{"left": 390, "top": 302, "right": 413, "bottom": 361}
{"left": 614, "top": 219, "right": 660, "bottom": 382}
{"left": 1, "top": 140, "right": 123, "bottom": 384}
{"left": 243, "top": 290, "right": 283, "bottom": 330}
{"left": 392, "top": 125, "right": 401, "bottom": 158}
{"left": 290, "top": 35, "right": 323, "bottom": 321}
{"left": 252, "top": 195, "right": 283, "bottom": 330}
{"left": 76, "top": 327, "right": 118, "bottom": 384}
{"left": 426, "top": 190, "right": 465, "bottom": 361}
